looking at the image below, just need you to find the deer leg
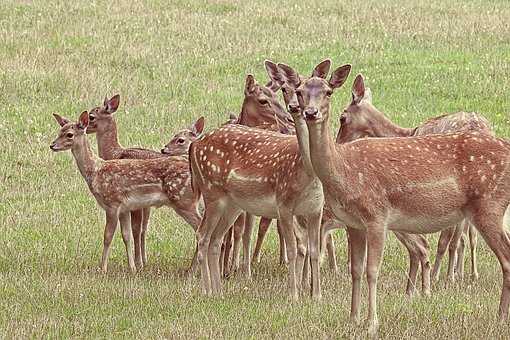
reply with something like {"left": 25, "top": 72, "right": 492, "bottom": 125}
{"left": 471, "top": 209, "right": 510, "bottom": 321}
{"left": 252, "top": 217, "right": 272, "bottom": 264}
{"left": 455, "top": 221, "right": 468, "bottom": 281}
{"left": 101, "top": 210, "right": 119, "bottom": 273}
{"left": 219, "top": 237, "right": 226, "bottom": 278}
{"left": 229, "top": 214, "right": 245, "bottom": 275}
{"left": 119, "top": 211, "right": 136, "bottom": 273}
{"left": 394, "top": 232, "right": 419, "bottom": 297}
{"left": 222, "top": 227, "right": 233, "bottom": 277}
{"left": 447, "top": 223, "right": 464, "bottom": 283}
{"left": 141, "top": 208, "right": 150, "bottom": 266}
{"left": 468, "top": 221, "right": 479, "bottom": 280}
{"left": 241, "top": 213, "right": 254, "bottom": 277}
{"left": 276, "top": 220, "right": 288, "bottom": 265}
{"left": 278, "top": 209, "right": 299, "bottom": 300}
{"left": 346, "top": 227, "right": 367, "bottom": 324}
{"left": 294, "top": 222, "right": 308, "bottom": 292}
{"left": 197, "top": 201, "right": 224, "bottom": 295}
{"left": 366, "top": 224, "right": 386, "bottom": 336}
{"left": 305, "top": 211, "right": 323, "bottom": 300}
{"left": 208, "top": 205, "right": 242, "bottom": 294}
{"left": 432, "top": 227, "right": 454, "bottom": 282}
{"left": 130, "top": 210, "right": 143, "bottom": 270}
{"left": 326, "top": 233, "right": 338, "bottom": 274}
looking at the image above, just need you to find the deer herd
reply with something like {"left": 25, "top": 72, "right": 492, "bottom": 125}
{"left": 50, "top": 59, "right": 510, "bottom": 334}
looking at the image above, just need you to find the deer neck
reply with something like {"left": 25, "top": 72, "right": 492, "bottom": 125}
{"left": 292, "top": 114, "right": 315, "bottom": 176}
{"left": 307, "top": 114, "right": 344, "bottom": 185}
{"left": 71, "top": 134, "right": 98, "bottom": 186}
{"left": 369, "top": 108, "right": 415, "bottom": 137}
{"left": 96, "top": 119, "right": 122, "bottom": 160}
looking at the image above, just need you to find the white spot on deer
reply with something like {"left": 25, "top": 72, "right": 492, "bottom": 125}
{"left": 462, "top": 165, "right": 467, "bottom": 172}
{"left": 469, "top": 156, "right": 475, "bottom": 162}
{"left": 491, "top": 164, "right": 496, "bottom": 170}
{"left": 481, "top": 175, "right": 487, "bottom": 182}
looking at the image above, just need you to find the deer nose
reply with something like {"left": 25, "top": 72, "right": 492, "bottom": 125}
{"left": 304, "top": 107, "right": 319, "bottom": 119}
{"left": 288, "top": 104, "right": 300, "bottom": 113}
{"left": 161, "top": 148, "right": 167, "bottom": 154}
{"left": 50, "top": 143, "right": 56, "bottom": 151}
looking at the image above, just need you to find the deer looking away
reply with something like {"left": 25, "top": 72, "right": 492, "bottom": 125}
{"left": 287, "top": 59, "right": 510, "bottom": 334}
{"left": 188, "top": 61, "right": 345, "bottom": 298}
{"left": 278, "top": 62, "right": 432, "bottom": 296}
{"left": 336, "top": 75, "right": 494, "bottom": 283}
{"left": 51, "top": 111, "right": 202, "bottom": 273}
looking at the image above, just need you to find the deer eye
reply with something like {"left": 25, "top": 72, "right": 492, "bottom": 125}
{"left": 89, "top": 115, "right": 95, "bottom": 121}
{"left": 66, "top": 132, "right": 74, "bottom": 138}
{"left": 177, "top": 138, "right": 185, "bottom": 144}
{"left": 326, "top": 90, "right": 333, "bottom": 97}
{"left": 258, "top": 99, "right": 269, "bottom": 105}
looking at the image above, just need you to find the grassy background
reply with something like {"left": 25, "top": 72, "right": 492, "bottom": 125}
{"left": 1, "top": 0, "right": 510, "bottom": 338}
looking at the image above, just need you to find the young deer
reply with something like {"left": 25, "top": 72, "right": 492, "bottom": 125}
{"left": 86, "top": 94, "right": 164, "bottom": 269}
{"left": 51, "top": 111, "right": 202, "bottom": 273}
{"left": 290, "top": 60, "right": 510, "bottom": 333}
{"left": 278, "top": 63, "right": 431, "bottom": 295}
{"left": 189, "top": 61, "right": 342, "bottom": 298}
{"left": 336, "top": 75, "right": 493, "bottom": 282}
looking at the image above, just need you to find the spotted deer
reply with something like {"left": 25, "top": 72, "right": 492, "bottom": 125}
{"left": 290, "top": 60, "right": 510, "bottom": 333}
{"left": 87, "top": 94, "right": 164, "bottom": 270}
{"left": 336, "top": 75, "right": 493, "bottom": 282}
{"left": 51, "top": 110, "right": 202, "bottom": 273}
{"left": 188, "top": 62, "right": 347, "bottom": 298}
{"left": 278, "top": 62, "right": 432, "bottom": 295}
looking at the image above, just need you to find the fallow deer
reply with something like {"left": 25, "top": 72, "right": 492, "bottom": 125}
{"left": 278, "top": 63, "right": 432, "bottom": 295}
{"left": 336, "top": 75, "right": 493, "bottom": 283}
{"left": 188, "top": 61, "right": 344, "bottom": 298}
{"left": 51, "top": 111, "right": 202, "bottom": 273}
{"left": 87, "top": 94, "right": 164, "bottom": 270}
{"left": 291, "top": 60, "right": 510, "bottom": 333}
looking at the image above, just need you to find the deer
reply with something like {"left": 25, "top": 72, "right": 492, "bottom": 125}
{"left": 188, "top": 61, "right": 345, "bottom": 299}
{"left": 240, "top": 62, "right": 337, "bottom": 273}
{"left": 277, "top": 63, "right": 432, "bottom": 296}
{"left": 86, "top": 94, "right": 164, "bottom": 270}
{"left": 51, "top": 110, "right": 202, "bottom": 273}
{"left": 335, "top": 75, "right": 493, "bottom": 283}
{"left": 286, "top": 59, "right": 510, "bottom": 334}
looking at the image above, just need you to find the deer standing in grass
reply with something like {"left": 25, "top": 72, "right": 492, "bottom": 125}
{"left": 51, "top": 111, "right": 201, "bottom": 273}
{"left": 278, "top": 63, "right": 432, "bottom": 295}
{"left": 336, "top": 75, "right": 493, "bottom": 282}
{"left": 189, "top": 61, "right": 344, "bottom": 298}
{"left": 288, "top": 60, "right": 510, "bottom": 334}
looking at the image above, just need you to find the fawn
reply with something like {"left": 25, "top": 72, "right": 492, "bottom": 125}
{"left": 51, "top": 111, "right": 201, "bottom": 273}
{"left": 336, "top": 75, "right": 494, "bottom": 283}
{"left": 278, "top": 62, "right": 432, "bottom": 295}
{"left": 188, "top": 61, "right": 345, "bottom": 299}
{"left": 87, "top": 94, "right": 164, "bottom": 270}
{"left": 288, "top": 59, "right": 510, "bottom": 334}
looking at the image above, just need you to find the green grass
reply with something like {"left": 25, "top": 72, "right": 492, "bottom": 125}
{"left": 1, "top": 0, "right": 510, "bottom": 338}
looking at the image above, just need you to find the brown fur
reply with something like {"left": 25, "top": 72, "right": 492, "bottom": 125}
{"left": 295, "top": 60, "right": 510, "bottom": 334}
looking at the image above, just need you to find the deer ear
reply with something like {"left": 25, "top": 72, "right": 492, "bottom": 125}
{"left": 77, "top": 111, "right": 89, "bottom": 130}
{"left": 277, "top": 63, "right": 301, "bottom": 88}
{"left": 53, "top": 113, "right": 71, "bottom": 127}
{"left": 245, "top": 74, "right": 256, "bottom": 95}
{"left": 329, "top": 64, "right": 351, "bottom": 90}
{"left": 192, "top": 117, "right": 205, "bottom": 136}
{"left": 312, "top": 59, "right": 331, "bottom": 79}
{"left": 104, "top": 94, "right": 120, "bottom": 114}
{"left": 352, "top": 74, "right": 366, "bottom": 104}
{"left": 264, "top": 60, "right": 284, "bottom": 91}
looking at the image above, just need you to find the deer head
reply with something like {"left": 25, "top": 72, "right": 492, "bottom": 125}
{"left": 50, "top": 111, "right": 89, "bottom": 151}
{"left": 292, "top": 60, "right": 351, "bottom": 124}
{"left": 86, "top": 94, "right": 120, "bottom": 134}
{"left": 335, "top": 74, "right": 386, "bottom": 143}
{"left": 161, "top": 117, "right": 205, "bottom": 156}
{"left": 239, "top": 70, "right": 292, "bottom": 130}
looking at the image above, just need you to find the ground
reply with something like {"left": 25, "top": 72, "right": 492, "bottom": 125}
{"left": 1, "top": 0, "right": 510, "bottom": 338}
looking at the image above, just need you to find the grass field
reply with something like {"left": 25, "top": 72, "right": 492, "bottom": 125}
{"left": 1, "top": 0, "right": 510, "bottom": 338}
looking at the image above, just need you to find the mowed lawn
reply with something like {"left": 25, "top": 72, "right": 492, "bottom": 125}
{"left": 1, "top": 0, "right": 510, "bottom": 338}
